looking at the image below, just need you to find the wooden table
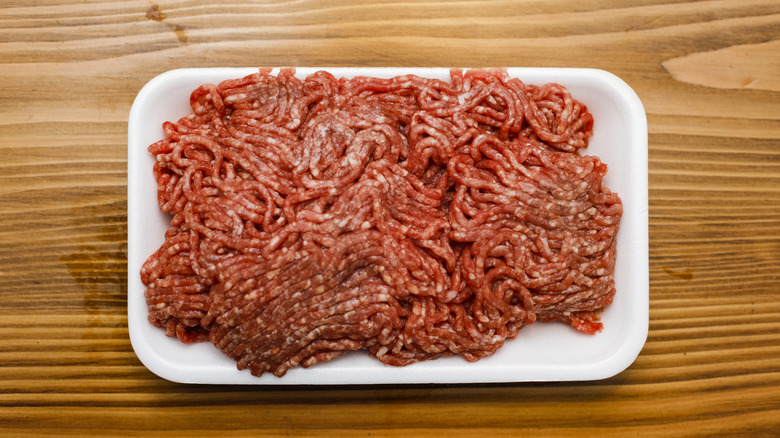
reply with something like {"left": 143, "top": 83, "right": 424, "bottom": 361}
{"left": 1, "top": 1, "right": 778, "bottom": 436}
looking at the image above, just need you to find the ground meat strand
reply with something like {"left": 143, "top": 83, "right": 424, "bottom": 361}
{"left": 141, "top": 68, "right": 622, "bottom": 377}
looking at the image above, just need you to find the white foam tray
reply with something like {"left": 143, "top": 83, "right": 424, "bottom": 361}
{"left": 128, "top": 67, "right": 648, "bottom": 384}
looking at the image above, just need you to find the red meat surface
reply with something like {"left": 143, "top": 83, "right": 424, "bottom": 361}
{"left": 140, "top": 68, "right": 622, "bottom": 377}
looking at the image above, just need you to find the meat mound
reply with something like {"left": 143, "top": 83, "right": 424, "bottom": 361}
{"left": 140, "top": 68, "right": 622, "bottom": 377}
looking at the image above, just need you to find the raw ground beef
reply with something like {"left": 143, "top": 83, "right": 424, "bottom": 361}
{"left": 140, "top": 68, "right": 622, "bottom": 377}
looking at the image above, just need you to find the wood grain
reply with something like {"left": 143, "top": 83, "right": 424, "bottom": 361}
{"left": 663, "top": 40, "right": 780, "bottom": 92}
{"left": 1, "top": 0, "right": 779, "bottom": 436}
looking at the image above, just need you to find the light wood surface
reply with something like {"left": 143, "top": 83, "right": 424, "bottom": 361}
{"left": 1, "top": 0, "right": 779, "bottom": 436}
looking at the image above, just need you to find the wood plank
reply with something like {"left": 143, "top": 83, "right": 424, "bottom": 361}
{"left": 0, "top": 0, "right": 778, "bottom": 435}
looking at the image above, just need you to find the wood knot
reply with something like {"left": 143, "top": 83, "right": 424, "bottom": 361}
{"left": 145, "top": 4, "right": 167, "bottom": 22}
{"left": 662, "top": 266, "right": 693, "bottom": 281}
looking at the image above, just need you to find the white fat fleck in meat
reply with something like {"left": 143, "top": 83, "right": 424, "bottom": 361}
{"left": 228, "top": 93, "right": 248, "bottom": 102}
